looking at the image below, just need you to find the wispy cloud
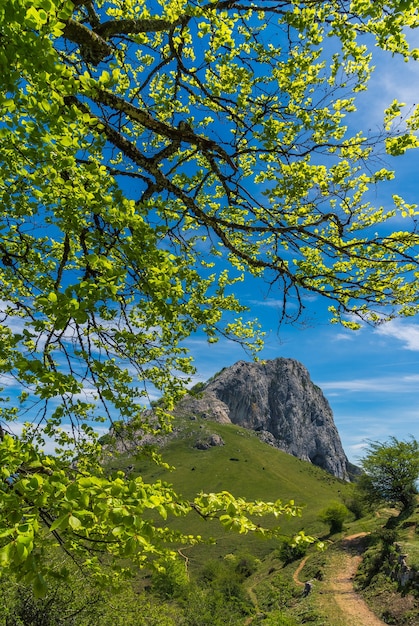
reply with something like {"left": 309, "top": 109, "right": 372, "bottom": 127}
{"left": 374, "top": 319, "right": 419, "bottom": 350}
{"left": 333, "top": 332, "right": 355, "bottom": 342}
{"left": 354, "top": 41, "right": 419, "bottom": 129}
{"left": 249, "top": 298, "right": 285, "bottom": 309}
{"left": 320, "top": 373, "right": 419, "bottom": 393}
{"left": 334, "top": 406, "right": 419, "bottom": 463}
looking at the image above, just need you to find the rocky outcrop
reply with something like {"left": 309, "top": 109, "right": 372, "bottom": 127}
{"left": 175, "top": 358, "right": 352, "bottom": 480}
{"left": 194, "top": 433, "right": 225, "bottom": 450}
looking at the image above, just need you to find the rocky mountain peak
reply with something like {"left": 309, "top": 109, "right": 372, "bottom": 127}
{"left": 175, "top": 358, "right": 353, "bottom": 480}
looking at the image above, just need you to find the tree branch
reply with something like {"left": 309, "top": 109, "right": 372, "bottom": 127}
{"left": 63, "top": 19, "right": 112, "bottom": 65}
{"left": 91, "top": 88, "right": 237, "bottom": 170}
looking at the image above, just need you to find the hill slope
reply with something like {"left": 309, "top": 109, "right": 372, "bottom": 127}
{"left": 107, "top": 416, "right": 352, "bottom": 562}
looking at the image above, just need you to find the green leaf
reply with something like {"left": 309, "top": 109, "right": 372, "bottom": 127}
{"left": 0, "top": 542, "right": 13, "bottom": 567}
{"left": 33, "top": 574, "right": 48, "bottom": 599}
{"left": 15, "top": 541, "right": 29, "bottom": 564}
{"left": 1, "top": 0, "right": 419, "bottom": 591}
{"left": 68, "top": 515, "right": 82, "bottom": 530}
{"left": 49, "top": 514, "right": 69, "bottom": 532}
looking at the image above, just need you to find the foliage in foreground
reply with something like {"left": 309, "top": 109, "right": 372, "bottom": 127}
{"left": 1, "top": 0, "right": 419, "bottom": 591}
{"left": 0, "top": 552, "right": 293, "bottom": 626}
{"left": 0, "top": 573, "right": 181, "bottom": 626}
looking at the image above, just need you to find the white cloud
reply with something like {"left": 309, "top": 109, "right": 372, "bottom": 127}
{"left": 0, "top": 302, "right": 26, "bottom": 335}
{"left": 374, "top": 319, "right": 419, "bottom": 350}
{"left": 334, "top": 405, "right": 419, "bottom": 464}
{"left": 333, "top": 332, "right": 355, "bottom": 342}
{"left": 354, "top": 41, "right": 419, "bottom": 129}
{"left": 249, "top": 298, "right": 285, "bottom": 309}
{"left": 0, "top": 374, "right": 24, "bottom": 392}
{"left": 319, "top": 373, "right": 419, "bottom": 393}
{"left": 3, "top": 421, "right": 110, "bottom": 455}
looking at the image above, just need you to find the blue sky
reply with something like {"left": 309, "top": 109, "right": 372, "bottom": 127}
{"left": 185, "top": 42, "right": 419, "bottom": 466}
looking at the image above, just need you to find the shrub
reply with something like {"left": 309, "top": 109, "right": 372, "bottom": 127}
{"left": 319, "top": 501, "right": 350, "bottom": 534}
{"left": 152, "top": 559, "right": 190, "bottom": 599}
{"left": 343, "top": 485, "right": 367, "bottom": 519}
{"left": 278, "top": 538, "right": 307, "bottom": 564}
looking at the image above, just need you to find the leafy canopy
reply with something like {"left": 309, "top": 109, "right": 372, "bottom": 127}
{"left": 359, "top": 437, "right": 419, "bottom": 511}
{"left": 1, "top": 0, "right": 419, "bottom": 592}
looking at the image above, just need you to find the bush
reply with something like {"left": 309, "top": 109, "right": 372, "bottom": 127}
{"left": 178, "top": 585, "right": 246, "bottom": 626}
{"left": 231, "top": 552, "right": 260, "bottom": 580}
{"left": 343, "top": 485, "right": 367, "bottom": 519}
{"left": 197, "top": 556, "right": 252, "bottom": 613}
{"left": 319, "top": 501, "right": 350, "bottom": 534}
{"left": 152, "top": 559, "right": 190, "bottom": 599}
{"left": 0, "top": 575, "right": 180, "bottom": 626}
{"left": 278, "top": 538, "right": 307, "bottom": 564}
{"left": 258, "top": 610, "right": 300, "bottom": 625}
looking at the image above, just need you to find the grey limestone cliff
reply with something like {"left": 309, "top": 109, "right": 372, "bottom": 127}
{"left": 176, "top": 358, "right": 352, "bottom": 480}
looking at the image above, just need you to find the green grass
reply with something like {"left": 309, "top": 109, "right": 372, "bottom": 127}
{"left": 396, "top": 511, "right": 419, "bottom": 567}
{"left": 106, "top": 416, "right": 352, "bottom": 563}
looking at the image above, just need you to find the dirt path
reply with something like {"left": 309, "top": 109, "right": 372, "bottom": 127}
{"left": 247, "top": 533, "right": 386, "bottom": 625}
{"left": 326, "top": 534, "right": 386, "bottom": 625}
{"left": 293, "top": 555, "right": 309, "bottom": 586}
{"left": 294, "top": 534, "right": 386, "bottom": 626}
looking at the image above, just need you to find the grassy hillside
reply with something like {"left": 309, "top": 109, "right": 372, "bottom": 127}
{"left": 12, "top": 418, "right": 419, "bottom": 625}
{"left": 6, "top": 419, "right": 419, "bottom": 625}
{"left": 102, "top": 422, "right": 419, "bottom": 625}
{"left": 105, "top": 416, "right": 353, "bottom": 564}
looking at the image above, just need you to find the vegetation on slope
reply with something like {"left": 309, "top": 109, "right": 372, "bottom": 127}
{"left": 104, "top": 416, "right": 351, "bottom": 563}
{"left": 4, "top": 419, "right": 419, "bottom": 625}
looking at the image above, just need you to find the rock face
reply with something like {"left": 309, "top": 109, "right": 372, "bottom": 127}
{"left": 176, "top": 358, "right": 352, "bottom": 480}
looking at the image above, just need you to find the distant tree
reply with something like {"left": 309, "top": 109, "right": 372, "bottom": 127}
{"left": 319, "top": 501, "right": 350, "bottom": 534}
{"left": 359, "top": 437, "right": 419, "bottom": 511}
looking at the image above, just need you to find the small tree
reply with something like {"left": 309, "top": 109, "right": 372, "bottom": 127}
{"left": 319, "top": 501, "right": 350, "bottom": 534}
{"left": 359, "top": 437, "right": 419, "bottom": 511}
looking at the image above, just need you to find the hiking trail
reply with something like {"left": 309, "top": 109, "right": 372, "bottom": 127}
{"left": 295, "top": 533, "right": 386, "bottom": 625}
